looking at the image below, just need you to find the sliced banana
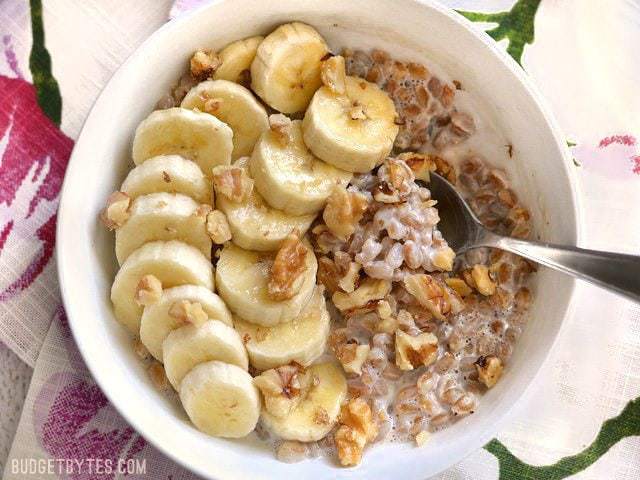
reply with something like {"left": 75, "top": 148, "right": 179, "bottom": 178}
{"left": 260, "top": 362, "right": 347, "bottom": 442}
{"left": 163, "top": 319, "right": 248, "bottom": 390}
{"left": 251, "top": 22, "right": 328, "bottom": 113}
{"left": 110, "top": 240, "right": 214, "bottom": 333}
{"left": 249, "top": 119, "right": 351, "bottom": 215}
{"left": 213, "top": 36, "right": 264, "bottom": 83}
{"left": 215, "top": 242, "right": 317, "bottom": 326}
{"left": 234, "top": 287, "right": 330, "bottom": 371}
{"left": 115, "top": 193, "right": 211, "bottom": 265}
{"left": 120, "top": 155, "right": 211, "bottom": 204}
{"left": 181, "top": 80, "right": 269, "bottom": 159}
{"left": 216, "top": 158, "right": 316, "bottom": 251}
{"left": 132, "top": 108, "right": 233, "bottom": 176}
{"left": 140, "top": 285, "right": 233, "bottom": 361}
{"left": 303, "top": 76, "right": 399, "bottom": 172}
{"left": 180, "top": 360, "right": 260, "bottom": 438}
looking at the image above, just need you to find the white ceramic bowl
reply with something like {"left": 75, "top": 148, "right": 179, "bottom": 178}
{"left": 57, "top": 0, "right": 581, "bottom": 478}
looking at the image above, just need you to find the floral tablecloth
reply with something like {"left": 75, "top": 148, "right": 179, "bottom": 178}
{"left": 1, "top": 0, "right": 639, "bottom": 478}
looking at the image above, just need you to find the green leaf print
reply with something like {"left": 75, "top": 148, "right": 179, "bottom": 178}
{"left": 456, "top": 0, "right": 542, "bottom": 66}
{"left": 485, "top": 396, "right": 640, "bottom": 479}
{"left": 29, "top": 0, "right": 62, "bottom": 125}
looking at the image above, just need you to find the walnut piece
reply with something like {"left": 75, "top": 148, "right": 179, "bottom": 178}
{"left": 475, "top": 355, "right": 503, "bottom": 388}
{"left": 432, "top": 246, "right": 455, "bottom": 271}
{"left": 212, "top": 165, "right": 254, "bottom": 203}
{"left": 335, "top": 343, "right": 370, "bottom": 375}
{"left": 337, "top": 261, "right": 361, "bottom": 293}
{"left": 269, "top": 113, "right": 293, "bottom": 146}
{"left": 396, "top": 152, "right": 437, "bottom": 182}
{"left": 403, "top": 274, "right": 451, "bottom": 321}
{"left": 445, "top": 277, "right": 473, "bottom": 297}
{"left": 100, "top": 191, "right": 131, "bottom": 230}
{"left": 395, "top": 329, "right": 438, "bottom": 371}
{"left": 471, "top": 264, "right": 496, "bottom": 296}
{"left": 322, "top": 186, "right": 368, "bottom": 240}
{"left": 190, "top": 49, "right": 221, "bottom": 80}
{"left": 254, "top": 365, "right": 310, "bottom": 417}
{"left": 134, "top": 275, "right": 162, "bottom": 307}
{"left": 267, "top": 231, "right": 308, "bottom": 301}
{"left": 349, "top": 103, "right": 367, "bottom": 120}
{"left": 321, "top": 55, "right": 347, "bottom": 95}
{"left": 168, "top": 300, "right": 208, "bottom": 326}
{"left": 335, "top": 398, "right": 378, "bottom": 467}
{"left": 206, "top": 210, "right": 232, "bottom": 244}
{"left": 332, "top": 278, "right": 391, "bottom": 312}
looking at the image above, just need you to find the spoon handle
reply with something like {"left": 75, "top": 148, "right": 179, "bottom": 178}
{"left": 489, "top": 235, "right": 640, "bottom": 303}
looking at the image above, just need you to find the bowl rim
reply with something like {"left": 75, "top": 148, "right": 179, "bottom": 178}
{"left": 56, "top": 0, "right": 583, "bottom": 478}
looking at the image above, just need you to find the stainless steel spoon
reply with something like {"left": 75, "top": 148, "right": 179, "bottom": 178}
{"left": 426, "top": 172, "right": 640, "bottom": 303}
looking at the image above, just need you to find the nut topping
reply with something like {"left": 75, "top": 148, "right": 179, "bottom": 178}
{"left": 332, "top": 278, "right": 391, "bottom": 312}
{"left": 254, "top": 365, "right": 311, "bottom": 418}
{"left": 212, "top": 165, "right": 254, "bottom": 203}
{"left": 100, "top": 191, "right": 131, "bottom": 230}
{"left": 475, "top": 355, "right": 503, "bottom": 388}
{"left": 335, "top": 398, "right": 378, "bottom": 466}
{"left": 321, "top": 55, "right": 347, "bottom": 95}
{"left": 190, "top": 49, "right": 221, "bottom": 81}
{"left": 206, "top": 210, "right": 232, "bottom": 244}
{"left": 403, "top": 274, "right": 451, "bottom": 321}
{"left": 168, "top": 300, "right": 208, "bottom": 326}
{"left": 269, "top": 113, "right": 293, "bottom": 146}
{"left": 267, "top": 231, "right": 308, "bottom": 301}
{"left": 322, "top": 185, "right": 369, "bottom": 240}
{"left": 134, "top": 274, "right": 162, "bottom": 307}
{"left": 395, "top": 329, "right": 438, "bottom": 371}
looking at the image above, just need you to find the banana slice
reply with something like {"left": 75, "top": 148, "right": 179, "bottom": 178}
{"left": 216, "top": 158, "right": 316, "bottom": 251}
{"left": 115, "top": 193, "right": 211, "bottom": 265}
{"left": 181, "top": 80, "right": 269, "bottom": 159}
{"left": 303, "top": 76, "right": 399, "bottom": 172}
{"left": 251, "top": 22, "right": 328, "bottom": 113}
{"left": 180, "top": 361, "right": 260, "bottom": 438}
{"left": 249, "top": 119, "right": 352, "bottom": 215}
{"left": 132, "top": 108, "right": 233, "bottom": 176}
{"left": 260, "top": 362, "right": 347, "bottom": 442}
{"left": 234, "top": 287, "right": 330, "bottom": 371}
{"left": 110, "top": 240, "right": 214, "bottom": 333}
{"left": 215, "top": 242, "right": 317, "bottom": 326}
{"left": 213, "top": 36, "right": 264, "bottom": 83}
{"left": 120, "top": 155, "right": 211, "bottom": 204}
{"left": 140, "top": 285, "right": 233, "bottom": 361}
{"left": 163, "top": 319, "right": 248, "bottom": 390}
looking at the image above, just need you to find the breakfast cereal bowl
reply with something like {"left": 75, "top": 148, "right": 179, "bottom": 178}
{"left": 56, "top": 0, "right": 580, "bottom": 478}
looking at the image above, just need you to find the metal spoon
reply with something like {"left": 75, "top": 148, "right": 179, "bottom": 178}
{"left": 426, "top": 172, "right": 640, "bottom": 303}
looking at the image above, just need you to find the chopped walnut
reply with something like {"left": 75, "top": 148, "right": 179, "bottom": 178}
{"left": 403, "top": 274, "right": 451, "bottom": 321}
{"left": 335, "top": 343, "right": 370, "bottom": 375}
{"left": 322, "top": 186, "right": 369, "bottom": 240}
{"left": 432, "top": 246, "right": 455, "bottom": 271}
{"left": 317, "top": 256, "right": 341, "bottom": 293}
{"left": 395, "top": 329, "right": 438, "bottom": 371}
{"left": 337, "top": 261, "right": 361, "bottom": 293}
{"left": 193, "top": 204, "right": 212, "bottom": 218}
{"left": 321, "top": 55, "right": 347, "bottom": 95}
{"left": 332, "top": 278, "right": 391, "bottom": 312}
{"left": 212, "top": 165, "right": 254, "bottom": 203}
{"left": 349, "top": 102, "right": 367, "bottom": 120}
{"left": 100, "top": 191, "right": 131, "bottom": 230}
{"left": 206, "top": 210, "right": 232, "bottom": 244}
{"left": 134, "top": 275, "right": 162, "bottom": 307}
{"left": 396, "top": 152, "right": 437, "bottom": 182}
{"left": 475, "top": 355, "right": 503, "bottom": 388}
{"left": 168, "top": 300, "right": 208, "bottom": 326}
{"left": 254, "top": 365, "right": 310, "bottom": 417}
{"left": 471, "top": 264, "right": 496, "bottom": 296}
{"left": 335, "top": 425, "right": 366, "bottom": 467}
{"left": 267, "top": 231, "right": 308, "bottom": 301}
{"left": 203, "top": 97, "right": 224, "bottom": 114}
{"left": 190, "top": 49, "right": 221, "bottom": 81}
{"left": 335, "top": 398, "right": 378, "bottom": 466}
{"left": 374, "top": 158, "right": 415, "bottom": 203}
{"left": 147, "top": 361, "right": 169, "bottom": 390}
{"left": 445, "top": 277, "right": 472, "bottom": 297}
{"left": 415, "top": 430, "right": 430, "bottom": 447}
{"left": 268, "top": 113, "right": 293, "bottom": 146}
